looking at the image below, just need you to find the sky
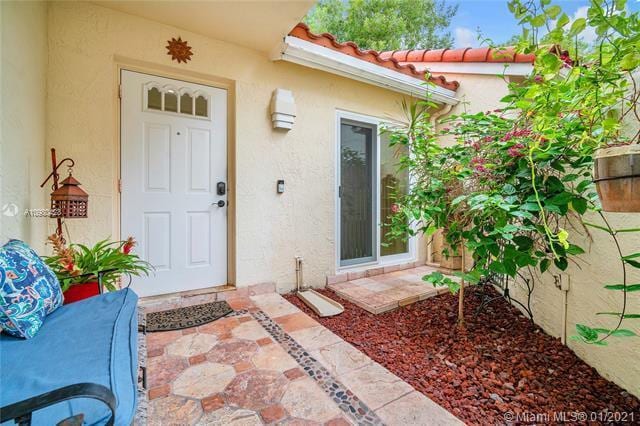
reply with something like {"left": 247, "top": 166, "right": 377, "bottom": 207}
{"left": 446, "top": 0, "right": 640, "bottom": 47}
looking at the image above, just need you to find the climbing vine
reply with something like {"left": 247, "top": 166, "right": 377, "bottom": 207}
{"left": 387, "top": 0, "right": 639, "bottom": 341}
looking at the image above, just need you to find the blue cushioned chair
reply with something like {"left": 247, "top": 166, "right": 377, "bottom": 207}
{"left": 0, "top": 288, "right": 140, "bottom": 426}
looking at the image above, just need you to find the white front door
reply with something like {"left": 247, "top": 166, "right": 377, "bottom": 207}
{"left": 120, "top": 70, "right": 227, "bottom": 297}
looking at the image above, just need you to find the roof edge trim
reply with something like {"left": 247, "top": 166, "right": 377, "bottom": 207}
{"left": 274, "top": 36, "right": 460, "bottom": 105}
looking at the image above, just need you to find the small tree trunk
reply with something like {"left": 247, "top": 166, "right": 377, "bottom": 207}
{"left": 457, "top": 243, "right": 466, "bottom": 329}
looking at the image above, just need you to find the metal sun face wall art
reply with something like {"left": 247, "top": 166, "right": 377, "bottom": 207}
{"left": 166, "top": 37, "right": 193, "bottom": 63}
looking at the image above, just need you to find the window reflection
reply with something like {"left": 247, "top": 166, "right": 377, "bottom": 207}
{"left": 180, "top": 93, "right": 193, "bottom": 115}
{"left": 195, "top": 95, "right": 208, "bottom": 117}
{"left": 164, "top": 91, "right": 178, "bottom": 112}
{"left": 147, "top": 87, "right": 162, "bottom": 110}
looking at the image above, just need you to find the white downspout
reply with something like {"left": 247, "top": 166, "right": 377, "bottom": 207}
{"left": 426, "top": 103, "right": 454, "bottom": 265}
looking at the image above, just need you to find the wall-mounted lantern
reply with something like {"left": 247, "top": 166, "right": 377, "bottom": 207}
{"left": 40, "top": 148, "right": 89, "bottom": 240}
{"left": 269, "top": 89, "right": 296, "bottom": 130}
{"left": 50, "top": 174, "right": 89, "bottom": 219}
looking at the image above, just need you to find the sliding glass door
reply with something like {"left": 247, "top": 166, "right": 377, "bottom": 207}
{"left": 339, "top": 119, "right": 376, "bottom": 266}
{"left": 338, "top": 114, "right": 412, "bottom": 268}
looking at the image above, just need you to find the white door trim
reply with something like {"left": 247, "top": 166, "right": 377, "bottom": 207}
{"left": 335, "top": 109, "right": 417, "bottom": 273}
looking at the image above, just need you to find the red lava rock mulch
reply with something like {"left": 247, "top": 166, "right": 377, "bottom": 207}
{"left": 284, "top": 287, "right": 640, "bottom": 425}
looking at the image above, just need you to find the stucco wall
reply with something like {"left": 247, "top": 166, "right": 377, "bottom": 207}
{"left": 434, "top": 72, "right": 640, "bottom": 397}
{"left": 45, "top": 1, "right": 420, "bottom": 293}
{"left": 509, "top": 213, "right": 640, "bottom": 397}
{"left": 0, "top": 1, "right": 48, "bottom": 252}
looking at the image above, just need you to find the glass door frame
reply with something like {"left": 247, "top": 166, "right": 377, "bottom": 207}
{"left": 335, "top": 110, "right": 417, "bottom": 271}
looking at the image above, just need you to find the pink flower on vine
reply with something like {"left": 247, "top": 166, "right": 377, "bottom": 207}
{"left": 471, "top": 157, "right": 489, "bottom": 173}
{"left": 508, "top": 143, "right": 526, "bottom": 158}
{"left": 560, "top": 51, "right": 573, "bottom": 67}
{"left": 390, "top": 204, "right": 400, "bottom": 214}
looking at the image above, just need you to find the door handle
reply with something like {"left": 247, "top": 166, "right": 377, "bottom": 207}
{"left": 214, "top": 200, "right": 226, "bottom": 207}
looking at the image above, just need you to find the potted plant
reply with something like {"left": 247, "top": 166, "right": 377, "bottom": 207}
{"left": 44, "top": 234, "right": 152, "bottom": 304}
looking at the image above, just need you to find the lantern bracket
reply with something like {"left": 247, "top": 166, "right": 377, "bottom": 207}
{"left": 40, "top": 157, "right": 75, "bottom": 190}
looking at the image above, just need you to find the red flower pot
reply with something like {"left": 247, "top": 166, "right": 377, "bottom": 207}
{"left": 63, "top": 281, "right": 100, "bottom": 304}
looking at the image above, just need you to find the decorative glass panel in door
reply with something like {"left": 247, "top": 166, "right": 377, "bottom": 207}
{"left": 380, "top": 133, "right": 409, "bottom": 256}
{"left": 340, "top": 119, "right": 376, "bottom": 266}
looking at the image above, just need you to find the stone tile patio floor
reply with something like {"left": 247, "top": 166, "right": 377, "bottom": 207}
{"left": 142, "top": 290, "right": 462, "bottom": 425}
{"left": 328, "top": 266, "right": 459, "bottom": 314}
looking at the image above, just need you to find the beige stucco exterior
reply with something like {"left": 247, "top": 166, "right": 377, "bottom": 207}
{"left": 0, "top": 1, "right": 49, "bottom": 253}
{"left": 6, "top": 1, "right": 425, "bottom": 294}
{"left": 509, "top": 213, "right": 640, "bottom": 398}
{"left": 2, "top": 0, "right": 638, "bottom": 400}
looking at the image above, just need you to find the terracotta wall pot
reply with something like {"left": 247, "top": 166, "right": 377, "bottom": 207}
{"left": 594, "top": 145, "right": 640, "bottom": 212}
{"left": 62, "top": 281, "right": 100, "bottom": 304}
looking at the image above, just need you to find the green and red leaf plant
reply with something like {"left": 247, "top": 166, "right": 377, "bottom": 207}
{"left": 45, "top": 234, "right": 152, "bottom": 292}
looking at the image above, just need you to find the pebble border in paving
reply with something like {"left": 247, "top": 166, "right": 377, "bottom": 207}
{"left": 135, "top": 310, "right": 148, "bottom": 426}
{"left": 230, "top": 309, "right": 383, "bottom": 426}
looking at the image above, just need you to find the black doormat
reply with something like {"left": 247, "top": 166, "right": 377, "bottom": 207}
{"left": 145, "top": 301, "right": 233, "bottom": 332}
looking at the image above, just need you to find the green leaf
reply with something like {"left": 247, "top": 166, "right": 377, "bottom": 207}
{"left": 549, "top": 192, "right": 572, "bottom": 206}
{"left": 626, "top": 259, "right": 640, "bottom": 269}
{"left": 596, "top": 312, "right": 640, "bottom": 319}
{"left": 545, "top": 5, "right": 561, "bottom": 18}
{"left": 568, "top": 18, "right": 586, "bottom": 36}
{"left": 453, "top": 271, "right": 481, "bottom": 284}
{"left": 610, "top": 329, "right": 637, "bottom": 337}
{"left": 513, "top": 235, "right": 534, "bottom": 250}
{"left": 566, "top": 244, "right": 585, "bottom": 255}
{"left": 604, "top": 284, "right": 640, "bottom": 292}
{"left": 554, "top": 257, "right": 568, "bottom": 271}
{"left": 562, "top": 173, "right": 579, "bottom": 182}
{"left": 576, "top": 324, "right": 598, "bottom": 342}
{"left": 489, "top": 261, "right": 507, "bottom": 274}
{"left": 556, "top": 13, "right": 570, "bottom": 28}
{"left": 521, "top": 203, "right": 541, "bottom": 211}
{"left": 423, "top": 271, "right": 444, "bottom": 283}
{"left": 510, "top": 210, "right": 534, "bottom": 219}
{"left": 570, "top": 197, "right": 588, "bottom": 215}
{"left": 621, "top": 52, "right": 640, "bottom": 71}
{"left": 451, "top": 195, "right": 467, "bottom": 206}
{"left": 622, "top": 252, "right": 640, "bottom": 260}
{"left": 502, "top": 183, "right": 516, "bottom": 195}
{"left": 531, "top": 14, "right": 546, "bottom": 27}
{"left": 617, "top": 228, "right": 640, "bottom": 233}
{"left": 540, "top": 258, "right": 550, "bottom": 273}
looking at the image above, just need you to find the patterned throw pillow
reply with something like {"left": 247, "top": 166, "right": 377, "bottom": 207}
{"left": 0, "top": 239, "right": 63, "bottom": 338}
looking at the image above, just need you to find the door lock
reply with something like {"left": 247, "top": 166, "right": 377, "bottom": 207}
{"left": 217, "top": 182, "right": 226, "bottom": 196}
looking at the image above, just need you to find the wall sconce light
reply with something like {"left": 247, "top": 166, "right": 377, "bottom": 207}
{"left": 270, "top": 89, "right": 296, "bottom": 130}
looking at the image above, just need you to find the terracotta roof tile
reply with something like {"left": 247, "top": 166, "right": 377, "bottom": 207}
{"left": 288, "top": 24, "right": 459, "bottom": 91}
{"left": 442, "top": 48, "right": 469, "bottom": 62}
{"left": 406, "top": 49, "right": 426, "bottom": 62}
{"left": 380, "top": 47, "right": 537, "bottom": 64}
{"left": 463, "top": 47, "right": 490, "bottom": 62}
{"left": 422, "top": 49, "right": 446, "bottom": 62}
